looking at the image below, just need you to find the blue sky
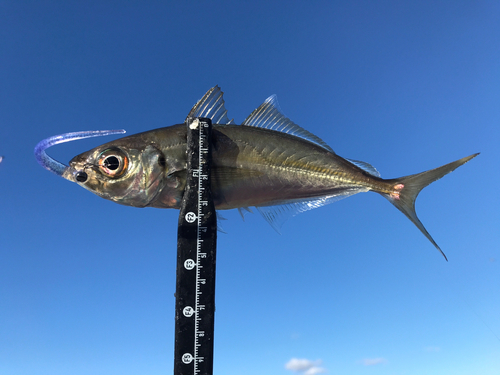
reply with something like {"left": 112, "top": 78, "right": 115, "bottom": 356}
{"left": 1, "top": 1, "right": 499, "bottom": 374}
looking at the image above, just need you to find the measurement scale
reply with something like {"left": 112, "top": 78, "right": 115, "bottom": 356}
{"left": 174, "top": 117, "right": 217, "bottom": 375}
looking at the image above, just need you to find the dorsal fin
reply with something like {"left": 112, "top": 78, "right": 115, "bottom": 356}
{"left": 346, "top": 158, "right": 381, "bottom": 177}
{"left": 242, "top": 95, "right": 334, "bottom": 153}
{"left": 186, "top": 86, "right": 234, "bottom": 125}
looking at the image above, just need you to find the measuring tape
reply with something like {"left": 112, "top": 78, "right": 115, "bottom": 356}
{"left": 174, "top": 117, "right": 217, "bottom": 375}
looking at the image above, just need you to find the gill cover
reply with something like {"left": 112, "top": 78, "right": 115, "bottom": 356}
{"left": 34, "top": 130, "right": 126, "bottom": 178}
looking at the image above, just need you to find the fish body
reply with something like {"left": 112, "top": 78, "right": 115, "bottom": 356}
{"left": 39, "top": 86, "right": 478, "bottom": 259}
{"left": 64, "top": 124, "right": 384, "bottom": 209}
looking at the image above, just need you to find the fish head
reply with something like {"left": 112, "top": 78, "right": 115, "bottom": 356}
{"left": 62, "top": 139, "right": 167, "bottom": 208}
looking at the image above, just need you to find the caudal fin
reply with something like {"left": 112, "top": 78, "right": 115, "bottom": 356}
{"left": 380, "top": 153, "right": 479, "bottom": 260}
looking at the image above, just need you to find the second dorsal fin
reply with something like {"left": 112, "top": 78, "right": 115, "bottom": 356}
{"left": 346, "top": 158, "right": 381, "bottom": 177}
{"left": 242, "top": 95, "right": 334, "bottom": 153}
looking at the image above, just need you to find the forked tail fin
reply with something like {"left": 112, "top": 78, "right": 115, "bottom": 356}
{"left": 380, "top": 153, "right": 479, "bottom": 260}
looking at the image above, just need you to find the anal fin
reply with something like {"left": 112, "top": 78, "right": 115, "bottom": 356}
{"left": 256, "top": 188, "right": 366, "bottom": 233}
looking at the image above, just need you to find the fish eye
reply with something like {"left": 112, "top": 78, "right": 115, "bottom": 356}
{"left": 98, "top": 148, "right": 128, "bottom": 178}
{"left": 104, "top": 156, "right": 120, "bottom": 170}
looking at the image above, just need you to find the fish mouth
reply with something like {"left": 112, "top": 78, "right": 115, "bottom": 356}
{"left": 34, "top": 130, "right": 126, "bottom": 179}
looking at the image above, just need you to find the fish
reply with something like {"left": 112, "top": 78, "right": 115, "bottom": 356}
{"left": 35, "top": 86, "right": 478, "bottom": 260}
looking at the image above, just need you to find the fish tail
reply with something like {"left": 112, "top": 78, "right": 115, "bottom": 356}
{"left": 379, "top": 153, "right": 479, "bottom": 260}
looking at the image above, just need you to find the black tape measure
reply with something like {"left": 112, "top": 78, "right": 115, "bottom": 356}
{"left": 174, "top": 117, "right": 217, "bottom": 375}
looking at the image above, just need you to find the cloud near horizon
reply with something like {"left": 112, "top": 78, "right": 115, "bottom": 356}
{"left": 285, "top": 358, "right": 327, "bottom": 375}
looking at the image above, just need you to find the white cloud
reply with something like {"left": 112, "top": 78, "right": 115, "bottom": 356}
{"left": 361, "top": 357, "right": 387, "bottom": 366}
{"left": 285, "top": 358, "right": 319, "bottom": 371}
{"left": 285, "top": 358, "right": 327, "bottom": 375}
{"left": 304, "top": 366, "right": 327, "bottom": 375}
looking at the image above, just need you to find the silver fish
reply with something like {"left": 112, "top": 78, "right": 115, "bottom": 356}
{"left": 35, "top": 86, "right": 478, "bottom": 259}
